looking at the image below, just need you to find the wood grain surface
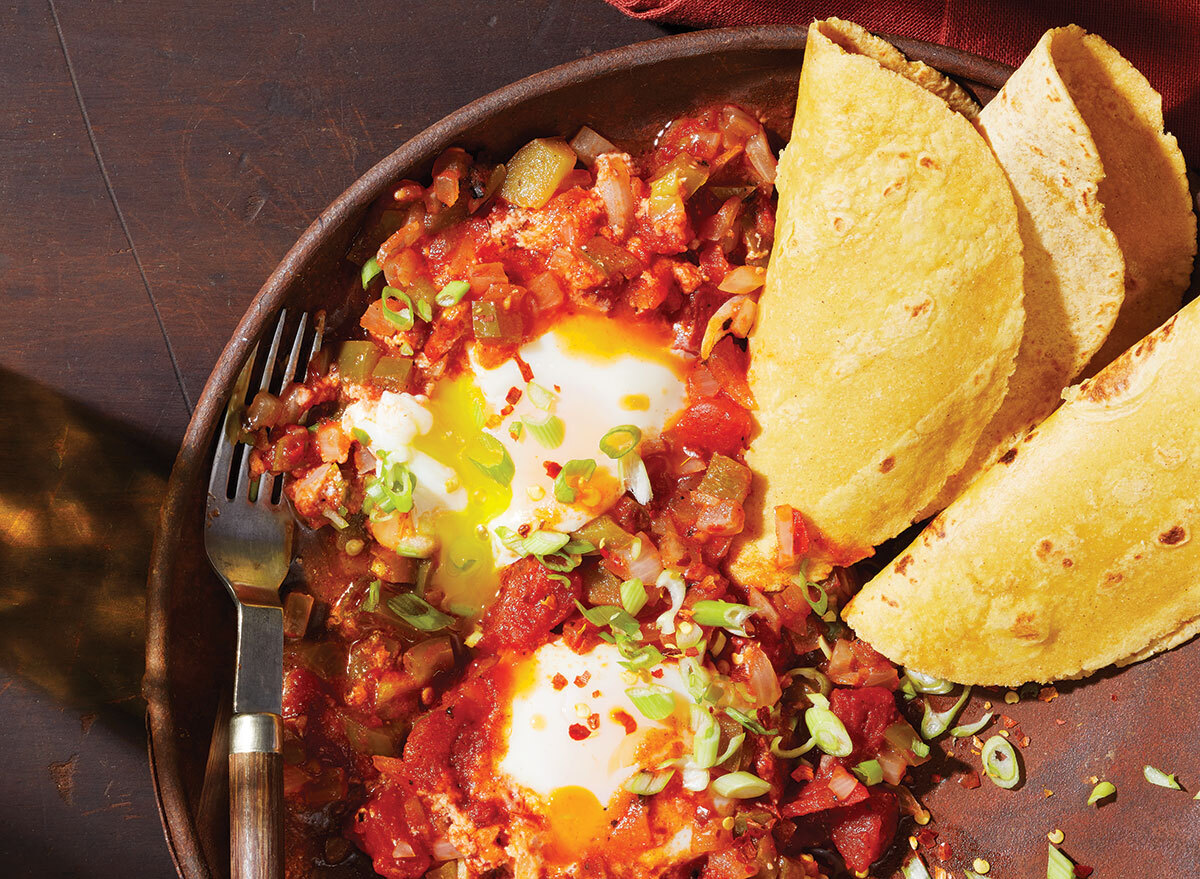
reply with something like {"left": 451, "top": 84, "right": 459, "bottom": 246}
{"left": 0, "top": 3, "right": 663, "bottom": 877}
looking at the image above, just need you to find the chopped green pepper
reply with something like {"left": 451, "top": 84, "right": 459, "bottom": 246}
{"left": 472, "top": 299, "right": 525, "bottom": 342}
{"left": 337, "top": 340, "right": 382, "bottom": 384}
{"left": 695, "top": 453, "right": 753, "bottom": 503}
{"left": 370, "top": 355, "right": 413, "bottom": 392}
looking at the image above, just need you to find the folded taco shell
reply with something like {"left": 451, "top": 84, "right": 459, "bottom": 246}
{"left": 928, "top": 26, "right": 1196, "bottom": 512}
{"left": 731, "top": 19, "right": 1024, "bottom": 584}
{"left": 845, "top": 296, "right": 1200, "bottom": 685}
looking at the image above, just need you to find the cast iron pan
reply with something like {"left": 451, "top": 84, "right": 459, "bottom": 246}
{"left": 145, "top": 24, "right": 1200, "bottom": 879}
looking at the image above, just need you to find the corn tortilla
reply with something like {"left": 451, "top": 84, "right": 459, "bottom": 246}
{"left": 845, "top": 296, "right": 1200, "bottom": 685}
{"left": 730, "top": 19, "right": 1025, "bottom": 586}
{"left": 929, "top": 26, "right": 1196, "bottom": 511}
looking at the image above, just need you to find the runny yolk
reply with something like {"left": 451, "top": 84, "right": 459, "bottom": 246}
{"left": 544, "top": 785, "right": 610, "bottom": 863}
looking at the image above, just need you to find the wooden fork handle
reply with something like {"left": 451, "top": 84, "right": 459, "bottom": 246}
{"left": 230, "top": 713, "right": 283, "bottom": 879}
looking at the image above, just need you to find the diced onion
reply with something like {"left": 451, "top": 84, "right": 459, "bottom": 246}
{"left": 681, "top": 765, "right": 711, "bottom": 792}
{"left": 827, "top": 764, "right": 861, "bottom": 800}
{"left": 744, "top": 132, "right": 777, "bottom": 184}
{"left": 619, "top": 454, "right": 653, "bottom": 505}
{"left": 717, "top": 265, "right": 766, "bottom": 295}
{"left": 620, "top": 533, "right": 663, "bottom": 584}
{"left": 699, "top": 295, "right": 756, "bottom": 359}
{"left": 430, "top": 838, "right": 462, "bottom": 861}
{"left": 741, "top": 643, "right": 782, "bottom": 706}
{"left": 569, "top": 126, "right": 617, "bottom": 166}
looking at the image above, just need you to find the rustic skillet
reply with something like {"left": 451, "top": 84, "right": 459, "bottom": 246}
{"left": 145, "top": 23, "right": 1200, "bottom": 879}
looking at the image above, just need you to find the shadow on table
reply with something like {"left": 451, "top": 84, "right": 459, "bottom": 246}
{"left": 0, "top": 367, "right": 174, "bottom": 741}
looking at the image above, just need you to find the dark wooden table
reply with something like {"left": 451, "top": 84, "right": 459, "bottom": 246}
{"left": 0, "top": 3, "right": 664, "bottom": 875}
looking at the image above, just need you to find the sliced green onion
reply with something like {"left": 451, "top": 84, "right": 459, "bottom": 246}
{"left": 1087, "top": 781, "right": 1115, "bottom": 805}
{"left": 351, "top": 426, "right": 372, "bottom": 446}
{"left": 691, "top": 600, "right": 756, "bottom": 634}
{"left": 539, "top": 551, "right": 583, "bottom": 573}
{"left": 613, "top": 637, "right": 662, "bottom": 673}
{"left": 905, "top": 669, "right": 954, "bottom": 695}
{"left": 415, "top": 297, "right": 433, "bottom": 323}
{"left": 624, "top": 768, "right": 674, "bottom": 796}
{"left": 799, "top": 577, "right": 828, "bottom": 616}
{"left": 508, "top": 421, "right": 524, "bottom": 441}
{"left": 554, "top": 458, "right": 596, "bottom": 503}
{"left": 901, "top": 853, "right": 932, "bottom": 879}
{"left": 852, "top": 759, "right": 883, "bottom": 786}
{"left": 526, "top": 381, "right": 556, "bottom": 410}
{"left": 692, "top": 710, "right": 720, "bottom": 768}
{"left": 655, "top": 570, "right": 686, "bottom": 634}
{"left": 711, "top": 771, "right": 770, "bottom": 799}
{"left": 361, "top": 257, "right": 383, "bottom": 289}
{"left": 361, "top": 579, "right": 381, "bottom": 612}
{"left": 626, "top": 684, "right": 675, "bottom": 720}
{"left": 675, "top": 622, "right": 705, "bottom": 650}
{"left": 381, "top": 287, "right": 415, "bottom": 330}
{"left": 523, "top": 413, "right": 564, "bottom": 449}
{"left": 516, "top": 529, "right": 570, "bottom": 557}
{"left": 1143, "top": 765, "right": 1182, "bottom": 790}
{"left": 435, "top": 280, "right": 470, "bottom": 306}
{"left": 393, "top": 535, "right": 437, "bottom": 559}
{"left": 950, "top": 711, "right": 993, "bottom": 738}
{"left": 920, "top": 685, "right": 972, "bottom": 739}
{"left": 573, "top": 600, "right": 640, "bottom": 636}
{"left": 804, "top": 694, "right": 853, "bottom": 758}
{"left": 468, "top": 433, "right": 515, "bottom": 485}
{"left": 715, "top": 732, "right": 745, "bottom": 765}
{"left": 386, "top": 593, "right": 453, "bottom": 631}
{"left": 620, "top": 578, "right": 648, "bottom": 616}
{"left": 562, "top": 538, "right": 595, "bottom": 555}
{"left": 770, "top": 734, "right": 816, "bottom": 759}
{"left": 981, "top": 734, "right": 1021, "bottom": 789}
{"left": 600, "top": 424, "right": 642, "bottom": 459}
{"left": 725, "top": 707, "right": 777, "bottom": 736}
{"left": 1047, "top": 844, "right": 1075, "bottom": 879}
{"left": 786, "top": 667, "right": 832, "bottom": 697}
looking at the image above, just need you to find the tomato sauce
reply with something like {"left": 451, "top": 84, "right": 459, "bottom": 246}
{"left": 247, "top": 103, "right": 924, "bottom": 879}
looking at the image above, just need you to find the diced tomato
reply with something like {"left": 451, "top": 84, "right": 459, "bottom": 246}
{"left": 829, "top": 687, "right": 900, "bottom": 762}
{"left": 282, "top": 665, "right": 326, "bottom": 720}
{"left": 350, "top": 786, "right": 432, "bottom": 879}
{"left": 478, "top": 557, "right": 583, "bottom": 652}
{"left": 706, "top": 336, "right": 755, "bottom": 409}
{"left": 827, "top": 638, "right": 902, "bottom": 691}
{"left": 699, "top": 838, "right": 759, "bottom": 879}
{"left": 667, "top": 396, "right": 753, "bottom": 457}
{"left": 782, "top": 759, "right": 868, "bottom": 817}
{"left": 825, "top": 790, "right": 898, "bottom": 873}
{"left": 315, "top": 420, "right": 352, "bottom": 464}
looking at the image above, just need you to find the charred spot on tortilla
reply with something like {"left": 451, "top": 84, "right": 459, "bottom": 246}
{"left": 999, "top": 448, "right": 1018, "bottom": 464}
{"left": 1159, "top": 525, "right": 1187, "bottom": 546}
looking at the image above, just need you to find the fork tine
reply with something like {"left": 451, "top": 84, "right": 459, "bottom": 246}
{"left": 282, "top": 312, "right": 309, "bottom": 386}
{"left": 209, "top": 341, "right": 259, "bottom": 498}
{"left": 258, "top": 308, "right": 289, "bottom": 395}
{"left": 234, "top": 311, "right": 290, "bottom": 500}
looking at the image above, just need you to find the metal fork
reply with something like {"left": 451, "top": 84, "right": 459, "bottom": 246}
{"left": 204, "top": 309, "right": 320, "bottom": 879}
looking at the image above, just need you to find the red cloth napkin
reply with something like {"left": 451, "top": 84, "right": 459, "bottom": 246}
{"left": 605, "top": 0, "right": 1200, "bottom": 166}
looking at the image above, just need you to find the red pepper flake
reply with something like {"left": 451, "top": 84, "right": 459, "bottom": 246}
{"left": 551, "top": 673, "right": 568, "bottom": 691}
{"left": 790, "top": 764, "right": 815, "bottom": 783}
{"left": 544, "top": 461, "right": 563, "bottom": 479}
{"left": 611, "top": 709, "right": 638, "bottom": 735}
{"left": 505, "top": 386, "right": 523, "bottom": 406}
{"left": 1039, "top": 686, "right": 1059, "bottom": 702}
{"left": 587, "top": 712, "right": 601, "bottom": 731}
{"left": 1074, "top": 866, "right": 1094, "bottom": 878}
{"left": 650, "top": 668, "right": 664, "bottom": 679}
{"left": 915, "top": 828, "right": 938, "bottom": 848}
{"left": 1055, "top": 718, "right": 1066, "bottom": 725}
{"left": 1001, "top": 715, "right": 1017, "bottom": 728}
{"left": 957, "top": 769, "right": 981, "bottom": 790}
{"left": 574, "top": 671, "right": 592, "bottom": 688}
{"left": 1016, "top": 731, "right": 1031, "bottom": 748}
{"left": 568, "top": 723, "right": 591, "bottom": 741}
{"left": 592, "top": 689, "right": 601, "bottom": 698}
{"left": 684, "top": 648, "right": 700, "bottom": 657}
{"left": 934, "top": 842, "right": 952, "bottom": 861}
{"left": 930, "top": 773, "right": 943, "bottom": 784}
